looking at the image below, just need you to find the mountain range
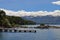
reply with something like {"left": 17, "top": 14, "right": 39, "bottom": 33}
{"left": 22, "top": 16, "right": 60, "bottom": 24}
{"left": 0, "top": 8, "right": 60, "bottom": 24}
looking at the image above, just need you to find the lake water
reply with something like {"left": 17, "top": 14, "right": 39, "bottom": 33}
{"left": 0, "top": 29, "right": 60, "bottom": 40}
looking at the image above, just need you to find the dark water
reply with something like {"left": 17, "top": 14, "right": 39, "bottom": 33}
{"left": 0, "top": 29, "right": 60, "bottom": 40}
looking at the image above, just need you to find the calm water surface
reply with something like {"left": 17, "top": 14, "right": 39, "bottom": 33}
{"left": 0, "top": 29, "right": 60, "bottom": 40}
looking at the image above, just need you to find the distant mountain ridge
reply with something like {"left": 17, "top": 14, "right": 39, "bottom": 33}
{"left": 22, "top": 16, "right": 60, "bottom": 24}
{"left": 0, "top": 8, "right": 60, "bottom": 24}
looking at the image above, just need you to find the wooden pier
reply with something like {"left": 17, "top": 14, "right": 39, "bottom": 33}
{"left": 0, "top": 28, "right": 36, "bottom": 33}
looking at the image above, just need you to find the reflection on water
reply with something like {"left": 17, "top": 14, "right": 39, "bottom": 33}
{"left": 0, "top": 29, "right": 60, "bottom": 40}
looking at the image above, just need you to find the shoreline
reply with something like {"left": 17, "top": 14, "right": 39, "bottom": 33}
{"left": 34, "top": 26, "right": 60, "bottom": 29}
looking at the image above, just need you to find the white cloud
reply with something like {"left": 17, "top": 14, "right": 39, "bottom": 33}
{"left": 52, "top": 1, "right": 60, "bottom": 5}
{"left": 0, "top": 8, "right": 60, "bottom": 17}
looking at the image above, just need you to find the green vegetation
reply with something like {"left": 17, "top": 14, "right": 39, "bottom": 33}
{"left": 40, "top": 23, "right": 45, "bottom": 26}
{"left": 34, "top": 23, "right": 50, "bottom": 29}
{"left": 0, "top": 10, "right": 36, "bottom": 28}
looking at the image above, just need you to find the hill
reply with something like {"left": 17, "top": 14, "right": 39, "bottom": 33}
{"left": 0, "top": 10, "right": 36, "bottom": 28}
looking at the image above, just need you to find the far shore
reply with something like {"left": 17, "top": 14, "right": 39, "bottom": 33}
{"left": 0, "top": 26, "right": 60, "bottom": 29}
{"left": 34, "top": 26, "right": 60, "bottom": 29}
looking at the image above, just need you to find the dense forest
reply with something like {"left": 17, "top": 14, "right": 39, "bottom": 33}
{"left": 0, "top": 10, "right": 36, "bottom": 28}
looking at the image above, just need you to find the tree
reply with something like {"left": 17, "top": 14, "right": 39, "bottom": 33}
{"left": 0, "top": 10, "right": 12, "bottom": 28}
{"left": 0, "top": 10, "right": 6, "bottom": 19}
{"left": 40, "top": 23, "right": 45, "bottom": 26}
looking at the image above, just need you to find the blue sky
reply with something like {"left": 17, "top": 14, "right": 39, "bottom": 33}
{"left": 0, "top": 0, "right": 60, "bottom": 11}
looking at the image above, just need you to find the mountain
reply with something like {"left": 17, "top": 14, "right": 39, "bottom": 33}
{"left": 0, "top": 10, "right": 36, "bottom": 28}
{"left": 0, "top": 8, "right": 60, "bottom": 24}
{"left": 22, "top": 16, "right": 60, "bottom": 24}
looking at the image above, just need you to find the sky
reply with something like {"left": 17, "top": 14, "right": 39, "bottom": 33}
{"left": 0, "top": 0, "right": 60, "bottom": 17}
{"left": 0, "top": 0, "right": 60, "bottom": 11}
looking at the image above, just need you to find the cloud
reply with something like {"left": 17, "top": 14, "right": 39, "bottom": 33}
{"left": 52, "top": 1, "right": 60, "bottom": 5}
{"left": 0, "top": 8, "right": 60, "bottom": 17}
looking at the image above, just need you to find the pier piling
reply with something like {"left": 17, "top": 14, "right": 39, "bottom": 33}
{"left": 0, "top": 28, "right": 36, "bottom": 33}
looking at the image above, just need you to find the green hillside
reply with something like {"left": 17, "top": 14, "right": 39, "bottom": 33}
{"left": 0, "top": 10, "right": 36, "bottom": 28}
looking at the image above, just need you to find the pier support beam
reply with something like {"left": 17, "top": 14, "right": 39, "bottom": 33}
{"left": 0, "top": 29, "right": 2, "bottom": 32}
{"left": 0, "top": 28, "right": 36, "bottom": 33}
